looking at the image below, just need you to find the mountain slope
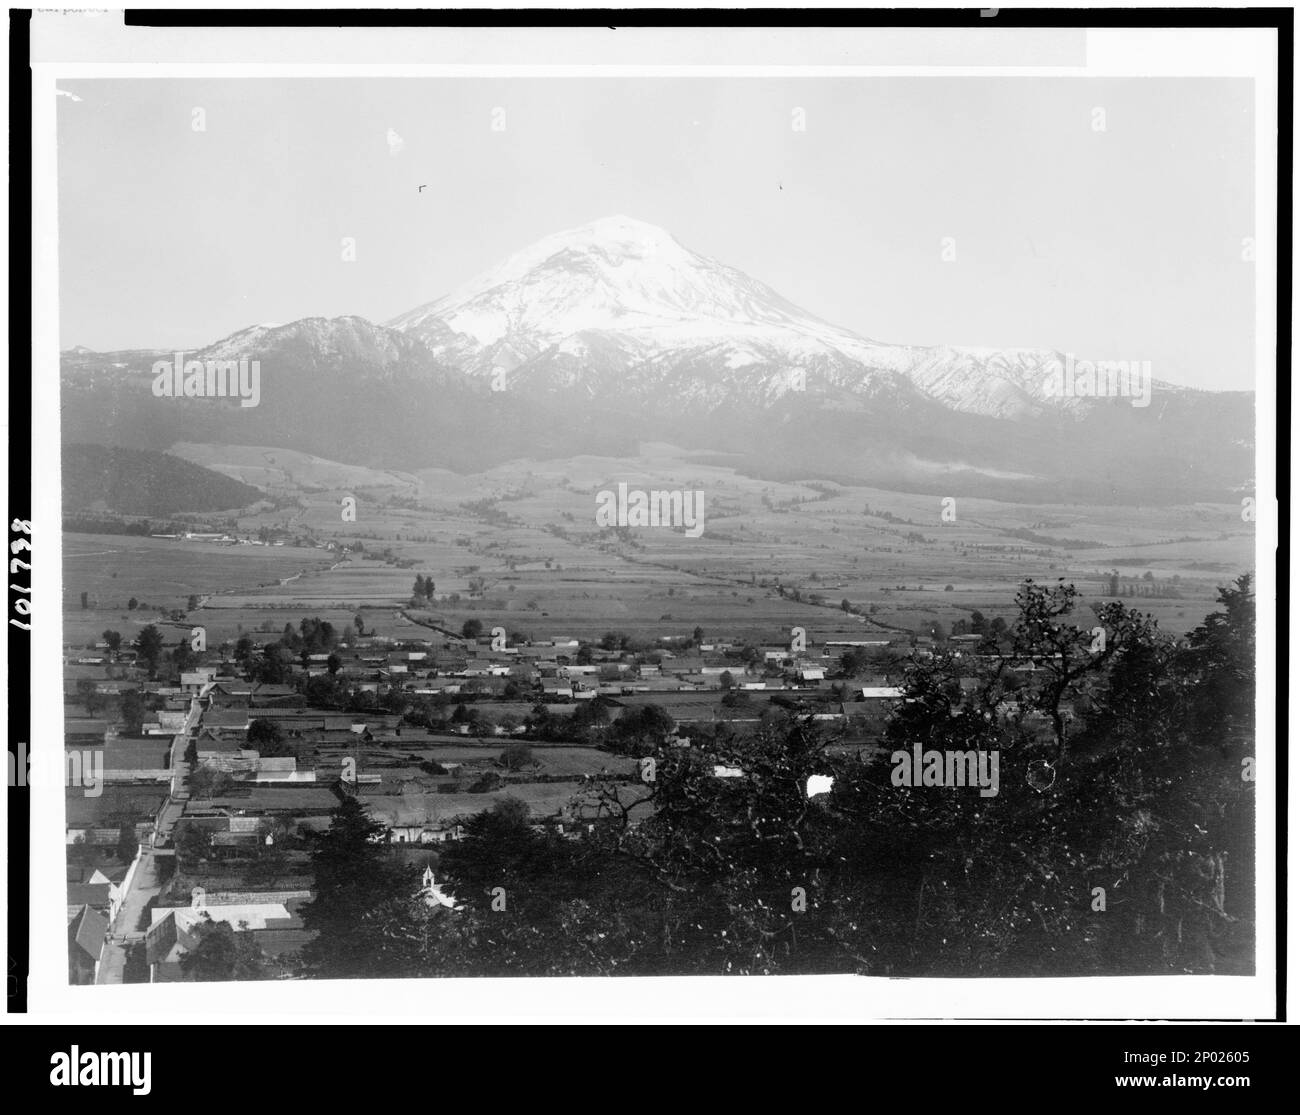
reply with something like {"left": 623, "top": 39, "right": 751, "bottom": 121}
{"left": 62, "top": 443, "right": 265, "bottom": 515}
{"left": 386, "top": 214, "right": 1197, "bottom": 423}
{"left": 61, "top": 216, "right": 1254, "bottom": 502}
{"left": 389, "top": 215, "right": 924, "bottom": 402}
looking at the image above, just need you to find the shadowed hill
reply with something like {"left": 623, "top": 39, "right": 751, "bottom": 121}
{"left": 62, "top": 443, "right": 265, "bottom": 515}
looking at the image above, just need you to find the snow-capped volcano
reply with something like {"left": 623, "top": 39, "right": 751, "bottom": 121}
{"left": 387, "top": 215, "right": 927, "bottom": 398}
{"left": 395, "top": 215, "right": 1237, "bottom": 427}
{"left": 60, "top": 215, "right": 1253, "bottom": 502}
{"left": 387, "top": 214, "right": 1151, "bottom": 421}
{"left": 391, "top": 214, "right": 883, "bottom": 348}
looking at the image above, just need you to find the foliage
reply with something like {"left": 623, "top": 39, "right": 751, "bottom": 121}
{"left": 179, "top": 917, "right": 267, "bottom": 982}
{"left": 62, "top": 442, "right": 263, "bottom": 516}
{"left": 115, "top": 822, "right": 137, "bottom": 864}
{"left": 500, "top": 743, "right": 534, "bottom": 772}
{"left": 134, "top": 625, "right": 164, "bottom": 679}
{"left": 307, "top": 576, "right": 1257, "bottom": 979}
{"left": 119, "top": 689, "right": 148, "bottom": 736}
{"left": 299, "top": 797, "right": 419, "bottom": 977}
{"left": 247, "top": 718, "right": 290, "bottom": 757}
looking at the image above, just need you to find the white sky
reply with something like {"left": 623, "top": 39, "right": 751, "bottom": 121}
{"left": 57, "top": 75, "right": 1255, "bottom": 390}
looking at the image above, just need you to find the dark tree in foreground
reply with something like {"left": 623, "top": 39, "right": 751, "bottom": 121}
{"left": 179, "top": 918, "right": 266, "bottom": 982}
{"left": 311, "top": 576, "right": 1258, "bottom": 981}
{"left": 299, "top": 797, "right": 418, "bottom": 978}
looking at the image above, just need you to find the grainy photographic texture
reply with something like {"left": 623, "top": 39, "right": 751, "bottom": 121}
{"left": 56, "top": 64, "right": 1259, "bottom": 988}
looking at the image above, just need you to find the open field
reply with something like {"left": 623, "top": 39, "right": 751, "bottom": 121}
{"left": 64, "top": 444, "right": 1255, "bottom": 654}
{"left": 62, "top": 533, "right": 335, "bottom": 647}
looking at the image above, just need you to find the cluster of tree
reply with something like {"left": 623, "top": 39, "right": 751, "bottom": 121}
{"left": 410, "top": 574, "right": 436, "bottom": 603}
{"left": 276, "top": 617, "right": 341, "bottom": 656}
{"left": 178, "top": 916, "right": 267, "bottom": 982}
{"left": 184, "top": 769, "right": 233, "bottom": 802}
{"left": 837, "top": 646, "right": 903, "bottom": 677}
{"left": 292, "top": 575, "right": 1254, "bottom": 980}
{"left": 62, "top": 443, "right": 263, "bottom": 516}
{"left": 231, "top": 620, "right": 340, "bottom": 684}
{"left": 126, "top": 623, "right": 210, "bottom": 682}
{"left": 499, "top": 743, "right": 534, "bottom": 772}
{"left": 295, "top": 672, "right": 370, "bottom": 710}
{"left": 525, "top": 700, "right": 613, "bottom": 745}
{"left": 66, "top": 517, "right": 155, "bottom": 537}
{"left": 599, "top": 631, "right": 635, "bottom": 652}
{"left": 949, "top": 610, "right": 1009, "bottom": 639}
{"left": 234, "top": 636, "right": 291, "bottom": 684}
{"left": 602, "top": 704, "right": 674, "bottom": 757}
{"left": 247, "top": 718, "right": 292, "bottom": 757}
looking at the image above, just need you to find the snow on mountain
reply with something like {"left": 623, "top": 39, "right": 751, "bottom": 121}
{"left": 199, "top": 316, "right": 418, "bottom": 363}
{"left": 904, "top": 345, "right": 1073, "bottom": 420}
{"left": 391, "top": 215, "right": 872, "bottom": 346}
{"left": 386, "top": 215, "right": 925, "bottom": 395}
{"left": 385, "top": 215, "right": 1122, "bottom": 420}
{"left": 191, "top": 315, "right": 461, "bottom": 390}
{"left": 58, "top": 216, "right": 1250, "bottom": 500}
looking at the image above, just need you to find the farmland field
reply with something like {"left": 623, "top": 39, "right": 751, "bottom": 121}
{"left": 64, "top": 443, "right": 1255, "bottom": 656}
{"left": 61, "top": 532, "right": 336, "bottom": 647}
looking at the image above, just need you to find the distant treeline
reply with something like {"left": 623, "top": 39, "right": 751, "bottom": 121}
{"left": 64, "top": 517, "right": 156, "bottom": 536}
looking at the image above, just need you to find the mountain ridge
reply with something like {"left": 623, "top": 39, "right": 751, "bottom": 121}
{"left": 383, "top": 214, "right": 1209, "bottom": 423}
{"left": 60, "top": 216, "right": 1253, "bottom": 503}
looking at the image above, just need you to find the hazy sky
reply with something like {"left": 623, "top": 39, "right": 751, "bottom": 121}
{"left": 57, "top": 76, "right": 1255, "bottom": 390}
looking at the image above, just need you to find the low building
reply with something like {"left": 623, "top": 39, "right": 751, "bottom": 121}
{"left": 68, "top": 905, "right": 108, "bottom": 985}
{"left": 181, "top": 670, "right": 218, "bottom": 694}
{"left": 144, "top": 710, "right": 188, "bottom": 736}
{"left": 204, "top": 707, "right": 251, "bottom": 733}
